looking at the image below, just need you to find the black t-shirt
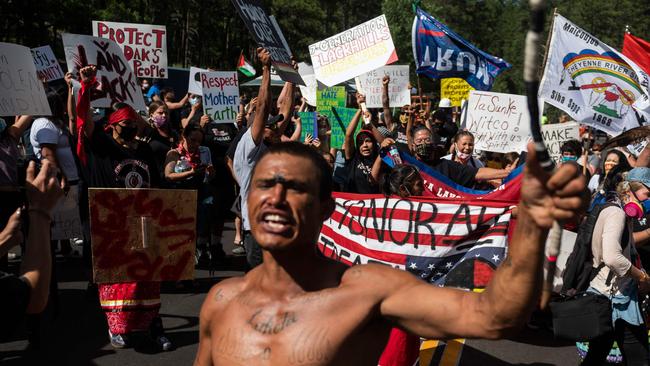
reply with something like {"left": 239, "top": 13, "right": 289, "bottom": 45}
{"left": 141, "top": 126, "right": 178, "bottom": 182}
{"left": 634, "top": 213, "right": 650, "bottom": 269}
{"left": 344, "top": 153, "right": 379, "bottom": 194}
{"left": 391, "top": 123, "right": 409, "bottom": 151}
{"left": 86, "top": 126, "right": 160, "bottom": 189}
{"left": 0, "top": 271, "right": 30, "bottom": 341}
{"left": 424, "top": 158, "right": 478, "bottom": 188}
{"left": 203, "top": 122, "right": 238, "bottom": 189}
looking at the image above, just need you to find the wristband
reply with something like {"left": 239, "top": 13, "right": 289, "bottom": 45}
{"left": 547, "top": 256, "right": 558, "bottom": 263}
{"left": 28, "top": 208, "right": 52, "bottom": 221}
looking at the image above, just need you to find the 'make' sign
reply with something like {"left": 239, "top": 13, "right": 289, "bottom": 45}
{"left": 93, "top": 20, "right": 167, "bottom": 79}
{"left": 201, "top": 71, "right": 240, "bottom": 124}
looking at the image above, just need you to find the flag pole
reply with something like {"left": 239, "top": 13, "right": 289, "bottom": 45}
{"left": 538, "top": 8, "right": 557, "bottom": 80}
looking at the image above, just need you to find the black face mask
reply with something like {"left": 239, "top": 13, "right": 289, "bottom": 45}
{"left": 118, "top": 125, "right": 138, "bottom": 141}
{"left": 414, "top": 143, "right": 436, "bottom": 160}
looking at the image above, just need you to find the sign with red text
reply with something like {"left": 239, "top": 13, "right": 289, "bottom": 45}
{"left": 31, "top": 45, "right": 64, "bottom": 82}
{"left": 309, "top": 15, "right": 398, "bottom": 87}
{"left": 201, "top": 71, "right": 239, "bottom": 124}
{"left": 89, "top": 188, "right": 197, "bottom": 283}
{"left": 0, "top": 42, "right": 51, "bottom": 116}
{"left": 92, "top": 20, "right": 167, "bottom": 79}
{"left": 464, "top": 90, "right": 536, "bottom": 153}
{"left": 356, "top": 65, "right": 409, "bottom": 108}
{"left": 62, "top": 33, "right": 147, "bottom": 111}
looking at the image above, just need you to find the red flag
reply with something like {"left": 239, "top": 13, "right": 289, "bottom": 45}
{"left": 623, "top": 33, "right": 650, "bottom": 75}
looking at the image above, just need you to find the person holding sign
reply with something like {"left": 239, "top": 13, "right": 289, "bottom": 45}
{"left": 75, "top": 66, "right": 172, "bottom": 351}
{"left": 195, "top": 140, "right": 589, "bottom": 365}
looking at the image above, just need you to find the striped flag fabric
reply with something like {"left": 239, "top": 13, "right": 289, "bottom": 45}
{"left": 623, "top": 33, "right": 650, "bottom": 76}
{"left": 237, "top": 54, "right": 256, "bottom": 77}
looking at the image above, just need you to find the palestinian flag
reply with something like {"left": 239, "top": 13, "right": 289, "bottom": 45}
{"left": 237, "top": 54, "right": 256, "bottom": 77}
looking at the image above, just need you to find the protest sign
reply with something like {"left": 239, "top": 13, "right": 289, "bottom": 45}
{"left": 31, "top": 45, "right": 64, "bottom": 82}
{"left": 356, "top": 65, "right": 409, "bottom": 108}
{"left": 89, "top": 188, "right": 197, "bottom": 283}
{"left": 62, "top": 33, "right": 146, "bottom": 111}
{"left": 539, "top": 14, "right": 650, "bottom": 136}
{"left": 298, "top": 62, "right": 317, "bottom": 106}
{"left": 0, "top": 42, "right": 51, "bottom": 116}
{"left": 200, "top": 71, "right": 239, "bottom": 124}
{"left": 441, "top": 78, "right": 474, "bottom": 107}
{"left": 465, "top": 90, "right": 535, "bottom": 153}
{"left": 317, "top": 86, "right": 346, "bottom": 146}
{"left": 230, "top": 0, "right": 304, "bottom": 85}
{"left": 188, "top": 66, "right": 209, "bottom": 95}
{"left": 51, "top": 188, "right": 83, "bottom": 241}
{"left": 92, "top": 20, "right": 167, "bottom": 79}
{"left": 330, "top": 107, "right": 360, "bottom": 149}
{"left": 298, "top": 111, "right": 317, "bottom": 142}
{"left": 309, "top": 15, "right": 398, "bottom": 87}
{"left": 541, "top": 122, "right": 580, "bottom": 164}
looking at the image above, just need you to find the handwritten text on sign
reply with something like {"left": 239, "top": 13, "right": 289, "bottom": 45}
{"left": 357, "top": 65, "right": 410, "bottom": 108}
{"left": 0, "top": 42, "right": 51, "bottom": 116}
{"left": 89, "top": 188, "right": 197, "bottom": 283}
{"left": 465, "top": 90, "right": 533, "bottom": 153}
{"left": 309, "top": 15, "right": 398, "bottom": 87}
{"left": 93, "top": 21, "right": 167, "bottom": 79}
{"left": 541, "top": 122, "right": 580, "bottom": 165}
{"left": 201, "top": 71, "right": 239, "bottom": 124}
{"left": 62, "top": 33, "right": 146, "bottom": 111}
{"left": 31, "top": 45, "right": 64, "bottom": 82}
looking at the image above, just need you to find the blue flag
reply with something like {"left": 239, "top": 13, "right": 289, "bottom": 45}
{"left": 412, "top": 8, "right": 511, "bottom": 91}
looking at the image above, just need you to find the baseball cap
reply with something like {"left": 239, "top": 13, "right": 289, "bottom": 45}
{"left": 627, "top": 167, "right": 650, "bottom": 187}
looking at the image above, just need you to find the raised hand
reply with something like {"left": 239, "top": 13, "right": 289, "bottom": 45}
{"left": 257, "top": 47, "right": 271, "bottom": 68}
{"left": 79, "top": 65, "right": 97, "bottom": 83}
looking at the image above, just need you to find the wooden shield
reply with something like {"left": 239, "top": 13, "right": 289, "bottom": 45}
{"left": 89, "top": 188, "right": 197, "bottom": 283}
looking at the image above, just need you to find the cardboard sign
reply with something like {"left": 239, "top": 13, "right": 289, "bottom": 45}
{"left": 298, "top": 62, "right": 317, "bottom": 106}
{"left": 330, "top": 107, "right": 361, "bottom": 149}
{"left": 356, "top": 65, "right": 409, "bottom": 108}
{"left": 317, "top": 86, "right": 346, "bottom": 143}
{"left": 89, "top": 188, "right": 197, "bottom": 283}
{"left": 201, "top": 71, "right": 239, "bottom": 124}
{"left": 541, "top": 122, "right": 581, "bottom": 165}
{"left": 51, "top": 188, "right": 82, "bottom": 241}
{"left": 231, "top": 0, "right": 304, "bottom": 85}
{"left": 31, "top": 45, "right": 65, "bottom": 82}
{"left": 441, "top": 78, "right": 473, "bottom": 107}
{"left": 465, "top": 90, "right": 535, "bottom": 153}
{"left": 309, "top": 14, "right": 398, "bottom": 87}
{"left": 188, "top": 66, "right": 209, "bottom": 95}
{"left": 62, "top": 33, "right": 146, "bottom": 111}
{"left": 0, "top": 42, "right": 51, "bottom": 116}
{"left": 298, "top": 111, "right": 317, "bottom": 142}
{"left": 92, "top": 20, "right": 167, "bottom": 79}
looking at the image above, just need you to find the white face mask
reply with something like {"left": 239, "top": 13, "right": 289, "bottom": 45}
{"left": 455, "top": 144, "right": 471, "bottom": 160}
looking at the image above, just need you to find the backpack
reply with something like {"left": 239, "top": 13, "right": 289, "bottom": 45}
{"left": 560, "top": 202, "right": 629, "bottom": 296}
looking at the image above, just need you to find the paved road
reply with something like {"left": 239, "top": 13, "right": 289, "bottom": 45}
{"left": 0, "top": 221, "right": 582, "bottom": 366}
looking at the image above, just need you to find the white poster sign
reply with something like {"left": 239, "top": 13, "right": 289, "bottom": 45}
{"left": 51, "top": 188, "right": 83, "bottom": 241}
{"left": 539, "top": 14, "right": 650, "bottom": 136}
{"left": 465, "top": 90, "right": 534, "bottom": 153}
{"left": 92, "top": 20, "right": 167, "bottom": 79}
{"left": 188, "top": 66, "right": 209, "bottom": 95}
{"left": 298, "top": 62, "right": 317, "bottom": 107}
{"left": 356, "top": 65, "right": 409, "bottom": 108}
{"left": 309, "top": 14, "right": 398, "bottom": 87}
{"left": 0, "top": 42, "right": 51, "bottom": 116}
{"left": 31, "top": 45, "right": 65, "bottom": 82}
{"left": 62, "top": 33, "right": 146, "bottom": 111}
{"left": 541, "top": 122, "right": 581, "bottom": 165}
{"left": 201, "top": 71, "right": 239, "bottom": 124}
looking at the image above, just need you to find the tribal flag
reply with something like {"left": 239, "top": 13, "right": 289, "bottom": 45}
{"left": 237, "top": 54, "right": 256, "bottom": 77}
{"left": 623, "top": 33, "right": 650, "bottom": 76}
{"left": 411, "top": 7, "right": 511, "bottom": 91}
{"left": 539, "top": 14, "right": 650, "bottom": 136}
{"left": 318, "top": 194, "right": 513, "bottom": 290}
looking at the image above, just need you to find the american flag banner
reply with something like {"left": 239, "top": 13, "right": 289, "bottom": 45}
{"left": 318, "top": 194, "right": 515, "bottom": 290}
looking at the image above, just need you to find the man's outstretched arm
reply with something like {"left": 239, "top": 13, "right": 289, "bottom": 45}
{"left": 373, "top": 143, "right": 588, "bottom": 340}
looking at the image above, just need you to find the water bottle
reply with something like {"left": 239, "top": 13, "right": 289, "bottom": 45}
{"left": 388, "top": 144, "right": 403, "bottom": 165}
{"left": 174, "top": 156, "right": 192, "bottom": 173}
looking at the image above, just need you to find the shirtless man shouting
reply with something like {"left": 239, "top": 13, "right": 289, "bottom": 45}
{"left": 194, "top": 55, "right": 588, "bottom": 366}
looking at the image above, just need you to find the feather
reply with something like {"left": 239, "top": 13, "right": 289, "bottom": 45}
{"left": 600, "top": 126, "right": 650, "bottom": 150}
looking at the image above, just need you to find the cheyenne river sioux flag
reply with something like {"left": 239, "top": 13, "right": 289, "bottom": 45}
{"left": 319, "top": 151, "right": 522, "bottom": 290}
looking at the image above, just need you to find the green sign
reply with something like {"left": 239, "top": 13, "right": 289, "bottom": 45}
{"left": 330, "top": 107, "right": 361, "bottom": 149}
{"left": 298, "top": 111, "right": 317, "bottom": 142}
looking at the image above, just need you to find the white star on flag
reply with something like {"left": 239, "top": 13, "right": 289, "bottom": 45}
{"left": 445, "top": 262, "right": 453, "bottom": 269}
{"left": 409, "top": 262, "right": 418, "bottom": 269}
{"left": 475, "top": 253, "right": 481, "bottom": 257}
{"left": 492, "top": 254, "right": 500, "bottom": 262}
{"left": 428, "top": 263, "right": 435, "bottom": 270}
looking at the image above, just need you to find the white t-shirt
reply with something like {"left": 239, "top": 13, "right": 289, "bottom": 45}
{"left": 30, "top": 118, "right": 79, "bottom": 181}
{"left": 233, "top": 129, "right": 267, "bottom": 231}
{"left": 441, "top": 153, "right": 485, "bottom": 168}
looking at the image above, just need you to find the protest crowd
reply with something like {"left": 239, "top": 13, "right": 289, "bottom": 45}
{"left": 3, "top": 1, "right": 650, "bottom": 365}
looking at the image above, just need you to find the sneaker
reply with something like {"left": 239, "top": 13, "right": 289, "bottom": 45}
{"left": 156, "top": 335, "right": 173, "bottom": 351}
{"left": 231, "top": 245, "right": 246, "bottom": 256}
{"left": 109, "top": 331, "right": 128, "bottom": 349}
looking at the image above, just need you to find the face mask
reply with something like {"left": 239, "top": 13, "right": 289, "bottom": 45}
{"left": 117, "top": 125, "right": 138, "bottom": 141}
{"left": 189, "top": 97, "right": 199, "bottom": 106}
{"left": 151, "top": 115, "right": 167, "bottom": 128}
{"left": 626, "top": 190, "right": 650, "bottom": 218}
{"left": 0, "top": 118, "right": 5, "bottom": 134}
{"left": 414, "top": 143, "right": 435, "bottom": 159}
{"left": 455, "top": 146, "right": 471, "bottom": 160}
{"left": 561, "top": 155, "right": 577, "bottom": 163}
